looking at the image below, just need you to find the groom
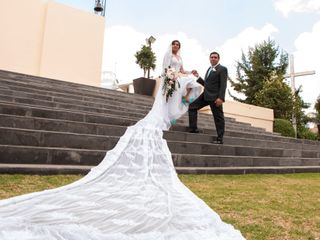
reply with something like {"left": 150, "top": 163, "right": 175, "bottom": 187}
{"left": 188, "top": 51, "right": 228, "bottom": 144}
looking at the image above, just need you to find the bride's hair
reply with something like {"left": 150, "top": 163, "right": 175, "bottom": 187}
{"left": 171, "top": 40, "right": 181, "bottom": 49}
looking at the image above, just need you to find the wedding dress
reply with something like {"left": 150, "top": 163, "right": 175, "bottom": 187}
{"left": 0, "top": 48, "right": 245, "bottom": 240}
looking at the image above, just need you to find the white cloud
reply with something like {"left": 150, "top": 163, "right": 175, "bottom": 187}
{"left": 217, "top": 23, "right": 278, "bottom": 71}
{"left": 293, "top": 21, "right": 320, "bottom": 110}
{"left": 102, "top": 25, "right": 146, "bottom": 83}
{"left": 102, "top": 26, "right": 209, "bottom": 83}
{"left": 216, "top": 24, "right": 279, "bottom": 100}
{"left": 274, "top": 0, "right": 320, "bottom": 17}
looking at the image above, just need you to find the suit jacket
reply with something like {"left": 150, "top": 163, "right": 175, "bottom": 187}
{"left": 197, "top": 64, "right": 228, "bottom": 102}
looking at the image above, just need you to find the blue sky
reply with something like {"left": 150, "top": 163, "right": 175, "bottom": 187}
{"left": 57, "top": 0, "right": 320, "bottom": 112}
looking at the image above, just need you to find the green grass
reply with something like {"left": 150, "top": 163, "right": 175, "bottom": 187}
{"left": 0, "top": 174, "right": 81, "bottom": 199}
{"left": 180, "top": 174, "right": 320, "bottom": 240}
{"left": 0, "top": 173, "right": 319, "bottom": 240}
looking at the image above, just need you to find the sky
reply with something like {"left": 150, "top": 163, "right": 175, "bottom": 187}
{"left": 57, "top": 0, "right": 320, "bottom": 112}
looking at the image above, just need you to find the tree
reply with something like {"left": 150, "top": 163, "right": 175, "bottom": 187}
{"left": 315, "top": 95, "right": 320, "bottom": 122}
{"left": 230, "top": 39, "right": 288, "bottom": 105}
{"left": 254, "top": 78, "right": 293, "bottom": 119}
{"left": 229, "top": 39, "right": 314, "bottom": 138}
{"left": 229, "top": 39, "right": 293, "bottom": 117}
{"left": 135, "top": 45, "right": 156, "bottom": 78}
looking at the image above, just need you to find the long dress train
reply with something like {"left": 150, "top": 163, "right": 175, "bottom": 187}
{"left": 0, "top": 57, "right": 245, "bottom": 240}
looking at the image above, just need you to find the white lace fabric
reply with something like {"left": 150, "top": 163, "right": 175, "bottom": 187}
{"left": 0, "top": 55, "right": 245, "bottom": 240}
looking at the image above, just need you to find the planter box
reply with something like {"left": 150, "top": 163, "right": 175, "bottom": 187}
{"left": 133, "top": 77, "right": 156, "bottom": 96}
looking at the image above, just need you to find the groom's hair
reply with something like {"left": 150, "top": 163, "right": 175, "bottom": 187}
{"left": 210, "top": 51, "right": 220, "bottom": 59}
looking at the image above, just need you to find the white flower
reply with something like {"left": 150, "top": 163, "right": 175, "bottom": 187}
{"left": 162, "top": 67, "right": 181, "bottom": 102}
{"left": 166, "top": 68, "right": 178, "bottom": 80}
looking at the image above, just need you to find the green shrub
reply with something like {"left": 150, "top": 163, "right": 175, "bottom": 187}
{"left": 298, "top": 127, "right": 319, "bottom": 141}
{"left": 273, "top": 118, "right": 295, "bottom": 137}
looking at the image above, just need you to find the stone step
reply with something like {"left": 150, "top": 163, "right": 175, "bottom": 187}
{"left": 171, "top": 125, "right": 320, "bottom": 145}
{"left": 0, "top": 102, "right": 137, "bottom": 126}
{"left": 0, "top": 90, "right": 241, "bottom": 129}
{"left": 0, "top": 113, "right": 127, "bottom": 136}
{"left": 0, "top": 80, "right": 153, "bottom": 109}
{"left": 1, "top": 80, "right": 272, "bottom": 135}
{"left": 0, "top": 69, "right": 277, "bottom": 134}
{"left": 0, "top": 126, "right": 301, "bottom": 154}
{"left": 175, "top": 166, "right": 320, "bottom": 174}
{"left": 0, "top": 163, "right": 319, "bottom": 175}
{"left": 172, "top": 154, "right": 320, "bottom": 167}
{"left": 0, "top": 86, "right": 150, "bottom": 115}
{"left": 1, "top": 116, "right": 315, "bottom": 151}
{"left": 0, "top": 76, "right": 154, "bottom": 106}
{"left": 0, "top": 145, "right": 105, "bottom": 165}
{"left": 1, "top": 144, "right": 319, "bottom": 168}
{"left": 0, "top": 94, "right": 147, "bottom": 119}
{"left": 0, "top": 73, "right": 252, "bottom": 126}
{"left": 0, "top": 102, "right": 274, "bottom": 135}
{"left": 0, "top": 80, "right": 154, "bottom": 109}
{"left": 170, "top": 141, "right": 319, "bottom": 158}
{"left": 0, "top": 70, "right": 154, "bottom": 102}
{"left": 165, "top": 131, "right": 320, "bottom": 151}
{"left": 177, "top": 117, "right": 273, "bottom": 134}
{"left": 1, "top": 128, "right": 319, "bottom": 161}
{"left": 0, "top": 113, "right": 313, "bottom": 146}
{"left": 1, "top": 69, "right": 319, "bottom": 176}
{"left": 0, "top": 112, "right": 299, "bottom": 149}
{"left": 0, "top": 163, "right": 92, "bottom": 175}
{"left": 0, "top": 83, "right": 258, "bottom": 130}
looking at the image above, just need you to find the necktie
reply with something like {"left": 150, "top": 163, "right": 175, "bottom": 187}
{"left": 205, "top": 67, "right": 214, "bottom": 79}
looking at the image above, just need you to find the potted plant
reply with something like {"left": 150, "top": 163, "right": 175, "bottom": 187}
{"left": 133, "top": 43, "right": 156, "bottom": 96}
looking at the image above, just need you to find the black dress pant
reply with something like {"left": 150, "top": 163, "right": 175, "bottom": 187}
{"left": 188, "top": 93, "right": 225, "bottom": 140}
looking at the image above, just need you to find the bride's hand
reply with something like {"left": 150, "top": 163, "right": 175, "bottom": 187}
{"left": 191, "top": 70, "right": 199, "bottom": 77}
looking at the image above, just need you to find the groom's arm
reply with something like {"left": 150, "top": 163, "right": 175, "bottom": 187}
{"left": 191, "top": 70, "right": 204, "bottom": 86}
{"left": 218, "top": 66, "right": 228, "bottom": 101}
{"left": 197, "top": 77, "right": 205, "bottom": 86}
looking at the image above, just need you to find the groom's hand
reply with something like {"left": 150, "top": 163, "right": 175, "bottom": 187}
{"left": 215, "top": 98, "right": 223, "bottom": 107}
{"left": 191, "top": 70, "right": 199, "bottom": 77}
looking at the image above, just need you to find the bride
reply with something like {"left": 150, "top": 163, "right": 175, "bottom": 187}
{"left": 0, "top": 40, "right": 245, "bottom": 240}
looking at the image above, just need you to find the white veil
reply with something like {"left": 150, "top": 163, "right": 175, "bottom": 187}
{"left": 161, "top": 41, "right": 182, "bottom": 75}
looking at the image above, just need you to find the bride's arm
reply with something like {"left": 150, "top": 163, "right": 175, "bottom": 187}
{"left": 180, "top": 66, "right": 191, "bottom": 74}
{"left": 180, "top": 65, "right": 191, "bottom": 75}
{"left": 179, "top": 57, "right": 191, "bottom": 74}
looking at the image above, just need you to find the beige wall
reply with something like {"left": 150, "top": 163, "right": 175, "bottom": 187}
{"left": 153, "top": 77, "right": 162, "bottom": 96}
{"left": 0, "top": 0, "right": 105, "bottom": 87}
{"left": 0, "top": 0, "right": 47, "bottom": 75}
{"left": 200, "top": 101, "right": 274, "bottom": 132}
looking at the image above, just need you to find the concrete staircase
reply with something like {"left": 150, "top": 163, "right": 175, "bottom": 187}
{"left": 0, "top": 69, "right": 319, "bottom": 175}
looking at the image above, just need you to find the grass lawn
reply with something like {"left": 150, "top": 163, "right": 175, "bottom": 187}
{"left": 0, "top": 173, "right": 319, "bottom": 240}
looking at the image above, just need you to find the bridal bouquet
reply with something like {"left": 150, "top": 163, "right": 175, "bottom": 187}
{"left": 162, "top": 67, "right": 180, "bottom": 102}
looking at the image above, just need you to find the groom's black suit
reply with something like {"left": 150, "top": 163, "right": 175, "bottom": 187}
{"left": 188, "top": 64, "right": 228, "bottom": 141}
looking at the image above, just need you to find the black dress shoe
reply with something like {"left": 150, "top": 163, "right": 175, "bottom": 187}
{"left": 189, "top": 128, "right": 200, "bottom": 133}
{"left": 212, "top": 139, "right": 223, "bottom": 144}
